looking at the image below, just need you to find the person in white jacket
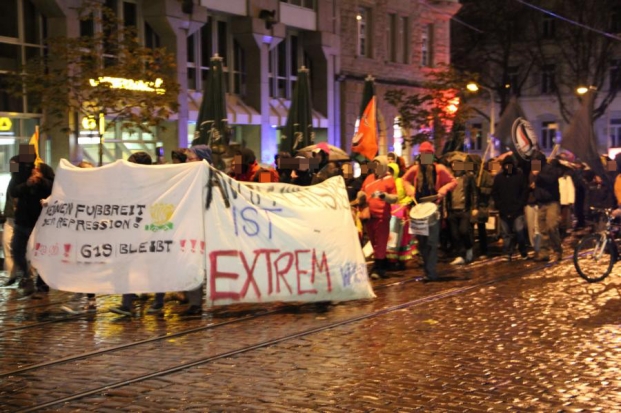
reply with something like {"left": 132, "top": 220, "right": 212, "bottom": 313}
{"left": 558, "top": 165, "right": 575, "bottom": 238}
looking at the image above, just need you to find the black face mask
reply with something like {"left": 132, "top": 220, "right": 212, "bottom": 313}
{"left": 18, "top": 162, "right": 34, "bottom": 181}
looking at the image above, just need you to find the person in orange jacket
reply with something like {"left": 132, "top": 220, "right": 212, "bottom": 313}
{"left": 232, "top": 148, "right": 279, "bottom": 183}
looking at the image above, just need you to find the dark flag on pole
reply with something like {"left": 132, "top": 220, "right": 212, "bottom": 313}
{"left": 442, "top": 107, "right": 466, "bottom": 154}
{"left": 495, "top": 96, "right": 525, "bottom": 153}
{"left": 359, "top": 75, "right": 376, "bottom": 119}
{"left": 560, "top": 88, "right": 609, "bottom": 184}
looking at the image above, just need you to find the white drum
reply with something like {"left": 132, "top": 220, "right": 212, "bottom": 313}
{"left": 409, "top": 202, "right": 439, "bottom": 236}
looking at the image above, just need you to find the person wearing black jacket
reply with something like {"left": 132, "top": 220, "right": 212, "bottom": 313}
{"left": 447, "top": 159, "right": 478, "bottom": 265}
{"left": 532, "top": 152, "right": 563, "bottom": 262}
{"left": 492, "top": 156, "right": 528, "bottom": 261}
{"left": 10, "top": 157, "right": 54, "bottom": 294}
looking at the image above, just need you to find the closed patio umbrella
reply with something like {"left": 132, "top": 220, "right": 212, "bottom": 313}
{"left": 193, "top": 54, "right": 230, "bottom": 169}
{"left": 280, "top": 66, "right": 314, "bottom": 155}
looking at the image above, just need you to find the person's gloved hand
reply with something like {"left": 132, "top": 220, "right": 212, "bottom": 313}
{"left": 377, "top": 192, "right": 398, "bottom": 204}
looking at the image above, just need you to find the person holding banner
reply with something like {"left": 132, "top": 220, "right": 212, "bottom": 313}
{"left": 10, "top": 156, "right": 54, "bottom": 296}
{"left": 110, "top": 152, "right": 167, "bottom": 316}
{"left": 402, "top": 142, "right": 457, "bottom": 282}
{"left": 61, "top": 161, "right": 98, "bottom": 314}
{"left": 356, "top": 156, "right": 398, "bottom": 279}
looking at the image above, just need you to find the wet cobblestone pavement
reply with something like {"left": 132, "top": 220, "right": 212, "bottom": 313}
{"left": 1, "top": 239, "right": 621, "bottom": 412}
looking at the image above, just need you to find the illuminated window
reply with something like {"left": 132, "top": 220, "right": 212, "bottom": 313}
{"left": 268, "top": 32, "right": 310, "bottom": 99}
{"left": 187, "top": 17, "right": 247, "bottom": 96}
{"left": 280, "top": 0, "right": 315, "bottom": 10}
{"left": 0, "top": 0, "right": 46, "bottom": 113}
{"left": 393, "top": 116, "right": 403, "bottom": 157}
{"left": 540, "top": 121, "right": 557, "bottom": 149}
{"left": 357, "top": 7, "right": 371, "bottom": 58}
{"left": 610, "top": 119, "right": 621, "bottom": 147}
{"left": 422, "top": 24, "right": 433, "bottom": 67}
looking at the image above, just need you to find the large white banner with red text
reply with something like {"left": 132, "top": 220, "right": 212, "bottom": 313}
{"left": 203, "top": 170, "right": 374, "bottom": 305}
{"left": 28, "top": 161, "right": 374, "bottom": 304}
{"left": 29, "top": 159, "right": 207, "bottom": 293}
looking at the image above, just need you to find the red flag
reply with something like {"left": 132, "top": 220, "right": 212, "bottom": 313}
{"left": 351, "top": 96, "right": 378, "bottom": 161}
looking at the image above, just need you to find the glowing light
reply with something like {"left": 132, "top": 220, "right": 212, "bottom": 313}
{"left": 466, "top": 82, "right": 479, "bottom": 92}
{"left": 576, "top": 86, "right": 589, "bottom": 95}
{"left": 446, "top": 97, "right": 460, "bottom": 114}
{"left": 89, "top": 76, "right": 166, "bottom": 94}
{"left": 82, "top": 116, "right": 97, "bottom": 130}
{"left": 393, "top": 117, "right": 403, "bottom": 157}
{"left": 356, "top": 14, "right": 362, "bottom": 21}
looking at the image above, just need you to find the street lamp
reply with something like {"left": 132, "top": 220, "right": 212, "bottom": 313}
{"left": 576, "top": 86, "right": 589, "bottom": 95}
{"left": 466, "top": 82, "right": 495, "bottom": 137}
{"left": 467, "top": 82, "right": 497, "bottom": 162}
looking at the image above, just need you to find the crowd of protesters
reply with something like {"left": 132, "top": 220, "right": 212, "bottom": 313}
{"left": 2, "top": 140, "right": 620, "bottom": 315}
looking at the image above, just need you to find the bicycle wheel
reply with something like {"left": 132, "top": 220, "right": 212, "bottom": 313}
{"left": 573, "top": 234, "right": 615, "bottom": 283}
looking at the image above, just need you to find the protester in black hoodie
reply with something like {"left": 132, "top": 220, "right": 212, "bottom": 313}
{"left": 11, "top": 157, "right": 54, "bottom": 295}
{"left": 532, "top": 152, "right": 563, "bottom": 262}
{"left": 492, "top": 156, "right": 528, "bottom": 260}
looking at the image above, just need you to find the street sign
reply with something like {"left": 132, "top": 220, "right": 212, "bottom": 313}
{"left": 82, "top": 116, "right": 97, "bottom": 130}
{"left": 0, "top": 117, "right": 12, "bottom": 132}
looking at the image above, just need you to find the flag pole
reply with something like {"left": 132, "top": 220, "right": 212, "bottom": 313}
{"left": 549, "top": 143, "right": 560, "bottom": 159}
{"left": 477, "top": 136, "right": 492, "bottom": 187}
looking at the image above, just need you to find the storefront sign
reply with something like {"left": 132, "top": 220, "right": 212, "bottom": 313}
{"left": 89, "top": 76, "right": 166, "bottom": 94}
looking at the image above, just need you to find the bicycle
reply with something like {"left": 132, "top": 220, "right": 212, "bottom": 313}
{"left": 573, "top": 208, "right": 621, "bottom": 282}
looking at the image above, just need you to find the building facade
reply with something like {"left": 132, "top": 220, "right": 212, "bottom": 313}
{"left": 452, "top": 0, "right": 621, "bottom": 160}
{"left": 0, "top": 0, "right": 461, "bottom": 179}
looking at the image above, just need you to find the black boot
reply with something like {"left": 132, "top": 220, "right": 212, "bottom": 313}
{"left": 377, "top": 258, "right": 389, "bottom": 279}
{"left": 370, "top": 261, "right": 381, "bottom": 280}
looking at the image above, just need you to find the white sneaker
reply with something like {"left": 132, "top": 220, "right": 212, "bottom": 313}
{"left": 450, "top": 256, "right": 466, "bottom": 265}
{"left": 61, "top": 303, "right": 82, "bottom": 314}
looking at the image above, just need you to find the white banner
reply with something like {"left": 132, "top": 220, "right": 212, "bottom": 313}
{"left": 28, "top": 160, "right": 375, "bottom": 304}
{"left": 29, "top": 159, "right": 207, "bottom": 293}
{"left": 203, "top": 169, "right": 374, "bottom": 305}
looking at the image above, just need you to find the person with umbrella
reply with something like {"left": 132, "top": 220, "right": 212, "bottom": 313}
{"left": 309, "top": 142, "right": 341, "bottom": 185}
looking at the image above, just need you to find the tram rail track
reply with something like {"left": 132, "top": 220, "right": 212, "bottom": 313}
{"left": 0, "top": 255, "right": 503, "bottom": 333}
{"left": 3, "top": 259, "right": 553, "bottom": 413}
